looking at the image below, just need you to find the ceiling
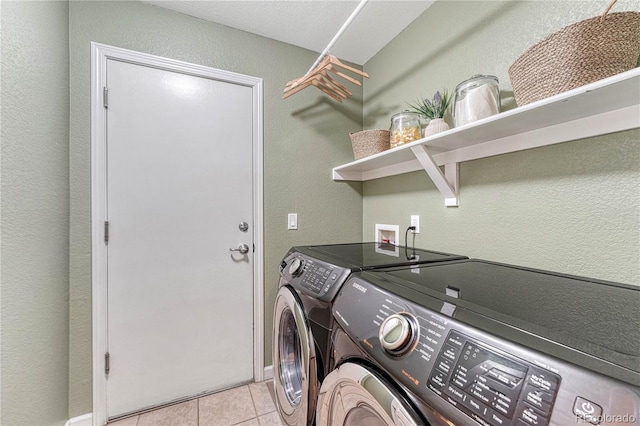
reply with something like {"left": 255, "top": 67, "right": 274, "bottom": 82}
{"left": 142, "top": 0, "right": 435, "bottom": 65}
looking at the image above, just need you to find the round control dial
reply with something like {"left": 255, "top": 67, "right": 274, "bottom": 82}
{"left": 288, "top": 258, "right": 304, "bottom": 276}
{"left": 379, "top": 313, "right": 417, "bottom": 355}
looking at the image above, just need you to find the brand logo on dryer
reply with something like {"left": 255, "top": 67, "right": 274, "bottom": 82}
{"left": 352, "top": 282, "right": 367, "bottom": 293}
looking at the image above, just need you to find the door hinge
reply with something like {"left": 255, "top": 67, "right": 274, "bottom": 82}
{"left": 103, "top": 87, "right": 108, "bottom": 109}
{"left": 104, "top": 221, "right": 109, "bottom": 245}
{"left": 105, "top": 352, "right": 110, "bottom": 375}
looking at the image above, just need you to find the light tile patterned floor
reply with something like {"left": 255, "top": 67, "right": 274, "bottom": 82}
{"left": 108, "top": 381, "right": 282, "bottom": 426}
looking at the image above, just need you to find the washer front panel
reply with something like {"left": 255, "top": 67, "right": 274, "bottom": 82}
{"left": 332, "top": 277, "right": 640, "bottom": 426}
{"left": 272, "top": 286, "right": 317, "bottom": 426}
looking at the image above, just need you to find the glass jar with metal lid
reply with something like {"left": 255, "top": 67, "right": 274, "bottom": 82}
{"left": 453, "top": 75, "right": 500, "bottom": 127}
{"left": 389, "top": 111, "right": 422, "bottom": 148}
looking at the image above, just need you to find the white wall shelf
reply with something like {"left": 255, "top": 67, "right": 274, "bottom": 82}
{"left": 333, "top": 68, "right": 640, "bottom": 206}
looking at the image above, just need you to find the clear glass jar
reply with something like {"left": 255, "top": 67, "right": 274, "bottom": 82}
{"left": 453, "top": 75, "right": 500, "bottom": 127}
{"left": 389, "top": 111, "right": 422, "bottom": 148}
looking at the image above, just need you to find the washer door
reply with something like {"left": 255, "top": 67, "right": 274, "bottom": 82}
{"left": 317, "top": 363, "right": 421, "bottom": 426}
{"left": 272, "top": 286, "right": 318, "bottom": 425}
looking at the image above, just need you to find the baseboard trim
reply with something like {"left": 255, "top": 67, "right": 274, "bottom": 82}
{"left": 263, "top": 364, "right": 273, "bottom": 380}
{"left": 65, "top": 413, "right": 92, "bottom": 426}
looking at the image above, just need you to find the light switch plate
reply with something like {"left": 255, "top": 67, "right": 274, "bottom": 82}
{"left": 288, "top": 213, "right": 298, "bottom": 230}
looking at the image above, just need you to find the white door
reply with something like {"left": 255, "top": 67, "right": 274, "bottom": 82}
{"left": 105, "top": 58, "right": 255, "bottom": 417}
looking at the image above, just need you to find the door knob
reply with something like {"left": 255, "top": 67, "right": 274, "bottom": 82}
{"left": 230, "top": 244, "right": 250, "bottom": 255}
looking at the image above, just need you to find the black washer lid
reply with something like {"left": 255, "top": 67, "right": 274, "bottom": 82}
{"left": 301, "top": 242, "right": 467, "bottom": 270}
{"left": 378, "top": 259, "right": 640, "bottom": 376}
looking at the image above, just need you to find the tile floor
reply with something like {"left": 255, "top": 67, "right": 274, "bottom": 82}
{"left": 108, "top": 380, "right": 282, "bottom": 426}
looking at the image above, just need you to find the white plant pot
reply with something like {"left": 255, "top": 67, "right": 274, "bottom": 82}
{"left": 424, "top": 118, "right": 449, "bottom": 136}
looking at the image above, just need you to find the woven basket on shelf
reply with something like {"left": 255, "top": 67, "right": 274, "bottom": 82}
{"left": 508, "top": 0, "right": 640, "bottom": 106}
{"left": 349, "top": 129, "right": 390, "bottom": 160}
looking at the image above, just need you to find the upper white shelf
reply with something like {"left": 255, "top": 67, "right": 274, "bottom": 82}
{"left": 333, "top": 68, "right": 640, "bottom": 199}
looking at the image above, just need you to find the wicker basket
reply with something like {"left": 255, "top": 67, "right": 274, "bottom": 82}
{"left": 349, "top": 129, "right": 390, "bottom": 160}
{"left": 508, "top": 0, "right": 640, "bottom": 106}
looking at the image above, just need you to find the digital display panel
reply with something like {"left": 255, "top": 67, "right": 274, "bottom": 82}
{"left": 457, "top": 341, "right": 528, "bottom": 389}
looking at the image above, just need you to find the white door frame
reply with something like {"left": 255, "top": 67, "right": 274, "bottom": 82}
{"left": 90, "top": 42, "right": 264, "bottom": 426}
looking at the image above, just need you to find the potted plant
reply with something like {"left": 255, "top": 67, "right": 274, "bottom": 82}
{"left": 408, "top": 90, "right": 452, "bottom": 136}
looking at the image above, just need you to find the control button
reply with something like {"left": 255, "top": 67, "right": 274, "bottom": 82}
{"left": 517, "top": 405, "right": 548, "bottom": 426}
{"left": 460, "top": 394, "right": 488, "bottom": 418}
{"left": 573, "top": 397, "right": 603, "bottom": 425}
{"left": 446, "top": 384, "right": 465, "bottom": 402}
{"left": 523, "top": 385, "right": 553, "bottom": 415}
{"left": 288, "top": 258, "right": 304, "bottom": 276}
{"left": 429, "top": 371, "right": 447, "bottom": 390}
{"left": 528, "top": 371, "right": 558, "bottom": 392}
{"left": 435, "top": 356, "right": 454, "bottom": 375}
{"left": 445, "top": 395, "right": 462, "bottom": 411}
{"left": 427, "top": 382, "right": 443, "bottom": 396}
{"left": 446, "top": 332, "right": 465, "bottom": 348}
{"left": 441, "top": 344, "right": 460, "bottom": 362}
{"left": 487, "top": 410, "right": 509, "bottom": 426}
{"left": 379, "top": 313, "right": 416, "bottom": 354}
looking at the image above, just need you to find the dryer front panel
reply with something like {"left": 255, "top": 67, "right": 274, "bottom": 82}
{"left": 317, "top": 362, "right": 423, "bottom": 426}
{"left": 332, "top": 277, "right": 640, "bottom": 426}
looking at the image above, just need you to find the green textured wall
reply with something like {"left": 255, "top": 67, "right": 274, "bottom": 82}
{"left": 68, "top": 1, "right": 363, "bottom": 416}
{"left": 2, "top": 0, "right": 638, "bottom": 422}
{"left": 1, "top": 1, "right": 70, "bottom": 425}
{"left": 362, "top": 0, "right": 639, "bottom": 284}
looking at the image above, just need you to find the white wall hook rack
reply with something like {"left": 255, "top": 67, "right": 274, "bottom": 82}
{"left": 333, "top": 68, "right": 640, "bottom": 206}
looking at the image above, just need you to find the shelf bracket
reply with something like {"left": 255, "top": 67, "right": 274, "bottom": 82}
{"left": 444, "top": 163, "right": 459, "bottom": 207}
{"left": 410, "top": 145, "right": 459, "bottom": 207}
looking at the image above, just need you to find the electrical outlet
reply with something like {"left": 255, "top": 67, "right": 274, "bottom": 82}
{"left": 410, "top": 215, "right": 420, "bottom": 233}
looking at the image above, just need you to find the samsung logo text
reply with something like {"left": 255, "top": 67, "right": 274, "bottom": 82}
{"left": 352, "top": 283, "right": 367, "bottom": 293}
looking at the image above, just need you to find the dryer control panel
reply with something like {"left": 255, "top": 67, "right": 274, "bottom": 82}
{"left": 428, "top": 330, "right": 560, "bottom": 426}
{"left": 332, "top": 277, "right": 640, "bottom": 426}
{"left": 280, "top": 253, "right": 351, "bottom": 302}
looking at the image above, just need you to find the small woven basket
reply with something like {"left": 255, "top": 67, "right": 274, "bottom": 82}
{"left": 349, "top": 129, "right": 390, "bottom": 160}
{"left": 508, "top": 0, "right": 640, "bottom": 106}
